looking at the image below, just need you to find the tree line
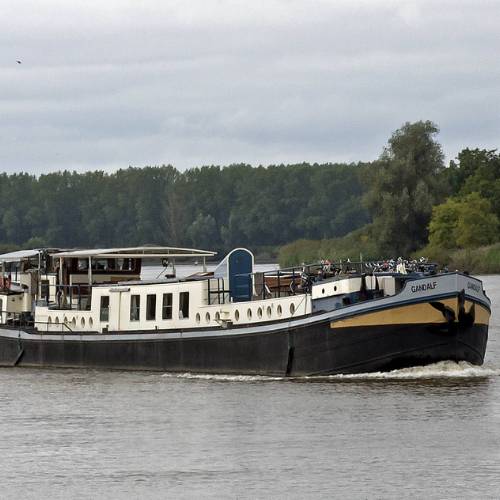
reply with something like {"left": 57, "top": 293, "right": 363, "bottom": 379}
{"left": 2, "top": 120, "right": 499, "bottom": 266}
{"left": 0, "top": 162, "right": 369, "bottom": 255}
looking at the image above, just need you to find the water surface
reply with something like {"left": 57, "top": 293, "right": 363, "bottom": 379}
{"left": 0, "top": 275, "right": 499, "bottom": 499}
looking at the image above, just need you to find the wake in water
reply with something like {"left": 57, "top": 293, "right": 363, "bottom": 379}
{"left": 161, "top": 372, "right": 284, "bottom": 382}
{"left": 161, "top": 361, "right": 500, "bottom": 382}
{"left": 324, "top": 360, "right": 500, "bottom": 380}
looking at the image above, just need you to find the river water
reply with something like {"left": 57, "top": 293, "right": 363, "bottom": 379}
{"left": 0, "top": 273, "right": 499, "bottom": 499}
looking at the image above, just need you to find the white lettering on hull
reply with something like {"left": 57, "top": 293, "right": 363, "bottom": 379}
{"left": 410, "top": 282, "right": 437, "bottom": 293}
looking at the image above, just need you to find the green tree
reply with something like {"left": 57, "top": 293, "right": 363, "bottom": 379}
{"left": 459, "top": 149, "right": 500, "bottom": 219}
{"left": 455, "top": 193, "right": 499, "bottom": 248}
{"left": 186, "top": 213, "right": 218, "bottom": 249}
{"left": 365, "top": 120, "right": 445, "bottom": 255}
{"left": 428, "top": 197, "right": 462, "bottom": 248}
{"left": 429, "top": 192, "right": 499, "bottom": 249}
{"left": 2, "top": 208, "right": 20, "bottom": 243}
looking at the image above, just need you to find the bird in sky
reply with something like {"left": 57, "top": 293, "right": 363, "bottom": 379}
{"left": 16, "top": 60, "right": 22, "bottom": 64}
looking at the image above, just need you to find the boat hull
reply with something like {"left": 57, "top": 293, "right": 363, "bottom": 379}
{"left": 0, "top": 297, "right": 489, "bottom": 376}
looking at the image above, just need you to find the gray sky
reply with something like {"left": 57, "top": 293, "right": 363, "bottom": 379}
{"left": 1, "top": 0, "right": 499, "bottom": 173}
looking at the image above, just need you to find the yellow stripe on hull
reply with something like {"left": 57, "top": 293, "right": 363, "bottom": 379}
{"left": 330, "top": 299, "right": 490, "bottom": 329}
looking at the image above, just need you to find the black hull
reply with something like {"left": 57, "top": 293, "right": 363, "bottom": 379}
{"left": 0, "top": 319, "right": 488, "bottom": 376}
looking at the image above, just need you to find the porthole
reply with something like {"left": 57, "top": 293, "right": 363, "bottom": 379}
{"left": 71, "top": 318, "right": 76, "bottom": 328}
{"left": 266, "top": 306, "right": 272, "bottom": 318}
{"left": 247, "top": 308, "right": 252, "bottom": 320}
{"left": 205, "top": 312, "right": 211, "bottom": 323}
{"left": 89, "top": 317, "right": 93, "bottom": 328}
{"left": 290, "top": 303, "right": 296, "bottom": 315}
{"left": 334, "top": 285, "right": 337, "bottom": 292}
{"left": 277, "top": 305, "right": 282, "bottom": 317}
{"left": 81, "top": 317, "right": 85, "bottom": 328}
{"left": 48, "top": 317, "right": 52, "bottom": 325}
{"left": 196, "top": 313, "right": 201, "bottom": 324}
{"left": 55, "top": 317, "right": 59, "bottom": 324}
{"left": 215, "top": 311, "right": 220, "bottom": 321}
{"left": 257, "top": 307, "right": 263, "bottom": 319}
{"left": 322, "top": 288, "right": 325, "bottom": 295}
{"left": 235, "top": 310, "right": 240, "bottom": 321}
{"left": 63, "top": 316, "right": 68, "bottom": 324}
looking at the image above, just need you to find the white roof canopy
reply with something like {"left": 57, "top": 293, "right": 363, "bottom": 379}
{"left": 0, "top": 248, "right": 65, "bottom": 263}
{"left": 0, "top": 249, "right": 43, "bottom": 263}
{"left": 50, "top": 246, "right": 216, "bottom": 259}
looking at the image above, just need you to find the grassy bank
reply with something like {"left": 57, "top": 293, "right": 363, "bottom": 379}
{"left": 416, "top": 243, "right": 500, "bottom": 274}
{"left": 278, "top": 227, "right": 379, "bottom": 267}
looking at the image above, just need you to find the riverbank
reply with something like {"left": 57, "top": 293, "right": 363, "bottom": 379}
{"left": 417, "top": 243, "right": 500, "bottom": 274}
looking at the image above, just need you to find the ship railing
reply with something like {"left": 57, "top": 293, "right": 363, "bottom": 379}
{"left": 33, "top": 319, "right": 75, "bottom": 333}
{"left": 245, "top": 259, "right": 441, "bottom": 302}
{"left": 0, "top": 310, "right": 74, "bottom": 333}
{"left": 0, "top": 309, "right": 32, "bottom": 328}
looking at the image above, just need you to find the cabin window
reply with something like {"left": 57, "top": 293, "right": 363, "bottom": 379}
{"left": 162, "top": 293, "right": 173, "bottom": 320}
{"left": 41, "top": 280, "right": 50, "bottom": 302}
{"left": 179, "top": 292, "right": 189, "bottom": 319}
{"left": 100, "top": 296, "right": 110, "bottom": 322}
{"left": 130, "top": 295, "right": 140, "bottom": 321}
{"left": 116, "top": 258, "right": 132, "bottom": 271}
{"left": 91, "top": 259, "right": 116, "bottom": 272}
{"left": 77, "top": 259, "right": 88, "bottom": 271}
{"left": 117, "top": 258, "right": 134, "bottom": 271}
{"left": 93, "top": 259, "right": 106, "bottom": 271}
{"left": 146, "top": 294, "right": 156, "bottom": 321}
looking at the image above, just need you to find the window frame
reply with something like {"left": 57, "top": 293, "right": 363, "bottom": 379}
{"left": 130, "top": 294, "right": 141, "bottom": 322}
{"left": 179, "top": 291, "right": 189, "bottom": 319}
{"left": 100, "top": 295, "right": 110, "bottom": 322}
{"left": 146, "top": 294, "right": 156, "bottom": 321}
{"left": 41, "top": 279, "right": 50, "bottom": 302}
{"left": 162, "top": 293, "right": 173, "bottom": 320}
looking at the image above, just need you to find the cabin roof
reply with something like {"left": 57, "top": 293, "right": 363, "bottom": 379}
{"left": 0, "top": 248, "right": 64, "bottom": 263}
{"left": 50, "top": 246, "right": 217, "bottom": 259}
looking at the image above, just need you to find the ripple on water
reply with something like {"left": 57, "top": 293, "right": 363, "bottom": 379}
{"left": 160, "top": 360, "right": 500, "bottom": 383}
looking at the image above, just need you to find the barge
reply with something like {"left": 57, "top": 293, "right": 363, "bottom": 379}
{"left": 0, "top": 247, "right": 490, "bottom": 375}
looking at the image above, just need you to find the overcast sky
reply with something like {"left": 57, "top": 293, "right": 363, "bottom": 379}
{"left": 1, "top": 0, "right": 499, "bottom": 174}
